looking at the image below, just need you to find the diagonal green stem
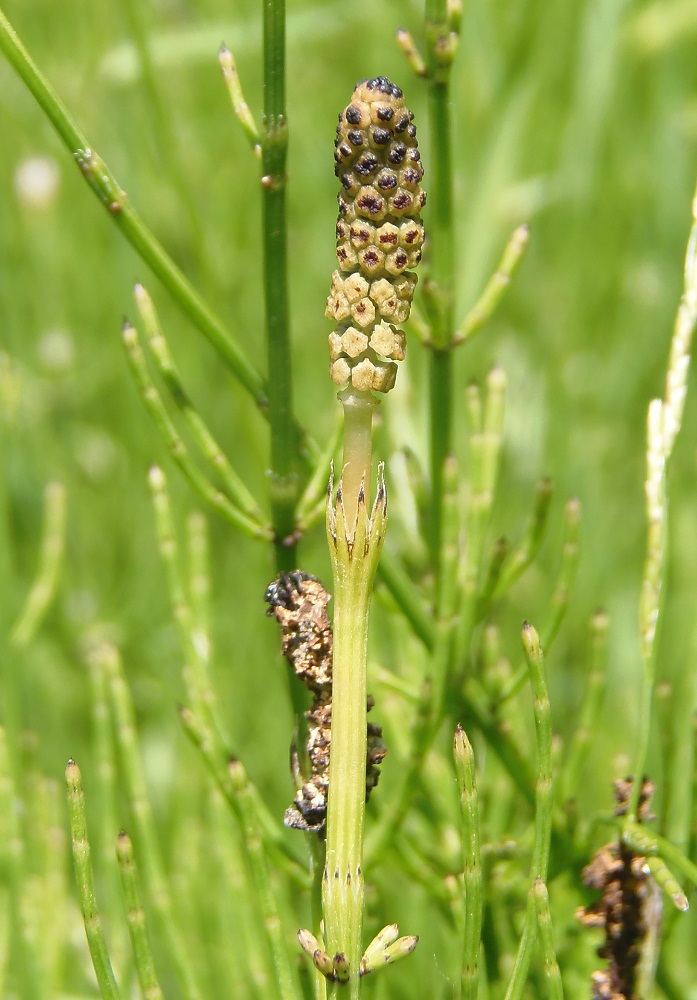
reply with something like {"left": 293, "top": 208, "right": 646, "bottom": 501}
{"left": 0, "top": 7, "right": 317, "bottom": 481}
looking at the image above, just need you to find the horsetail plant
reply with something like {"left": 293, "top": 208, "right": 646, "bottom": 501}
{"left": 6, "top": 0, "right": 697, "bottom": 993}
{"left": 303, "top": 76, "right": 426, "bottom": 995}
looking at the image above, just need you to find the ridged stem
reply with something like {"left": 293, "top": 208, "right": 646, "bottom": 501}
{"left": 424, "top": 0, "right": 456, "bottom": 565}
{"left": 96, "top": 643, "right": 204, "bottom": 1000}
{"left": 324, "top": 469, "right": 387, "bottom": 995}
{"left": 65, "top": 761, "right": 121, "bottom": 1000}
{"left": 115, "top": 832, "right": 164, "bottom": 1000}
{"left": 504, "top": 624, "right": 553, "bottom": 1000}
{"left": 454, "top": 726, "right": 482, "bottom": 1000}
{"left": 262, "top": 0, "right": 298, "bottom": 568}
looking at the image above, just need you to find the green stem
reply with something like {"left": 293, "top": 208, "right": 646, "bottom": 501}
{"left": 424, "top": 0, "right": 456, "bottom": 350}
{"left": 454, "top": 726, "right": 482, "bottom": 1000}
{"left": 115, "top": 832, "right": 164, "bottom": 1000}
{"left": 65, "top": 761, "right": 122, "bottom": 1000}
{"left": 424, "top": 0, "right": 457, "bottom": 567}
{"left": 376, "top": 550, "right": 433, "bottom": 651}
{"left": 135, "top": 284, "right": 267, "bottom": 526}
{"left": 532, "top": 880, "right": 563, "bottom": 1000}
{"left": 504, "top": 624, "right": 554, "bottom": 1000}
{"left": 9, "top": 480, "right": 66, "bottom": 650}
{"left": 97, "top": 644, "right": 204, "bottom": 1000}
{"left": 262, "top": 0, "right": 298, "bottom": 568}
{"left": 629, "top": 186, "right": 697, "bottom": 817}
{"left": 123, "top": 325, "right": 271, "bottom": 541}
{"left": 324, "top": 576, "right": 369, "bottom": 991}
{"left": 324, "top": 469, "right": 387, "bottom": 995}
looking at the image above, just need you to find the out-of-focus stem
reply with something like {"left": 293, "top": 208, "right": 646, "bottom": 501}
{"left": 630, "top": 184, "right": 697, "bottom": 819}
{"left": 424, "top": 0, "right": 457, "bottom": 566}
{"left": 10, "top": 480, "right": 66, "bottom": 650}
{"left": 65, "top": 761, "right": 122, "bottom": 1000}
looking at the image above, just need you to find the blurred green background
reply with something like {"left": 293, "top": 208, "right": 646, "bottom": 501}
{"left": 2, "top": 0, "right": 697, "bottom": 995}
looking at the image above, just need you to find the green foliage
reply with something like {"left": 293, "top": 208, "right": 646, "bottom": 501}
{"left": 1, "top": 0, "right": 697, "bottom": 997}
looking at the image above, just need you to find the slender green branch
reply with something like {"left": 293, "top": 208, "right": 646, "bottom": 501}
{"left": 134, "top": 284, "right": 266, "bottom": 526}
{"left": 493, "top": 478, "right": 554, "bottom": 599}
{"left": 186, "top": 510, "right": 211, "bottom": 644}
{"left": 455, "top": 368, "right": 507, "bottom": 669}
{"left": 1, "top": 727, "right": 42, "bottom": 999}
{"left": 178, "top": 705, "right": 310, "bottom": 889}
{"left": 228, "top": 757, "right": 302, "bottom": 1000}
{"left": 524, "top": 624, "right": 554, "bottom": 884}
{"left": 454, "top": 726, "right": 482, "bottom": 1000}
{"left": 504, "top": 624, "right": 553, "bottom": 1000}
{"left": 115, "top": 831, "right": 164, "bottom": 1000}
{"left": 630, "top": 185, "right": 697, "bottom": 818}
{"left": 644, "top": 855, "right": 689, "bottom": 912}
{"left": 65, "top": 760, "right": 122, "bottom": 1000}
{"left": 123, "top": 322, "right": 272, "bottom": 541}
{"left": 396, "top": 27, "right": 427, "bottom": 77}
{"left": 498, "top": 495, "right": 581, "bottom": 704}
{"left": 368, "top": 457, "right": 459, "bottom": 863}
{"left": 532, "top": 880, "right": 563, "bottom": 1000}
{"left": 366, "top": 671, "right": 537, "bottom": 867}
{"left": 454, "top": 224, "right": 530, "bottom": 345}
{"left": 219, "top": 45, "right": 262, "bottom": 154}
{"left": 85, "top": 650, "right": 128, "bottom": 973}
{"left": 178, "top": 706, "right": 304, "bottom": 999}
{"left": 376, "top": 550, "right": 434, "bottom": 651}
{"left": 664, "top": 640, "right": 696, "bottom": 852}
{"left": 431, "top": 452, "right": 461, "bottom": 720}
{"left": 147, "top": 466, "right": 219, "bottom": 726}
{"left": 560, "top": 610, "right": 609, "bottom": 803}
{"left": 623, "top": 821, "right": 697, "bottom": 890}
{"left": 208, "top": 791, "right": 273, "bottom": 997}
{"left": 540, "top": 496, "right": 581, "bottom": 650}
{"left": 95, "top": 643, "right": 205, "bottom": 1000}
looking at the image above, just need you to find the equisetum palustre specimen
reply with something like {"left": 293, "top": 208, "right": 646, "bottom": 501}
{"left": 268, "top": 77, "right": 425, "bottom": 992}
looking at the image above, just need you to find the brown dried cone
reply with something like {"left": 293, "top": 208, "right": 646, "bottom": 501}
{"left": 265, "top": 570, "right": 387, "bottom": 834}
{"left": 327, "top": 77, "right": 425, "bottom": 394}
{"left": 577, "top": 778, "right": 662, "bottom": 1000}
